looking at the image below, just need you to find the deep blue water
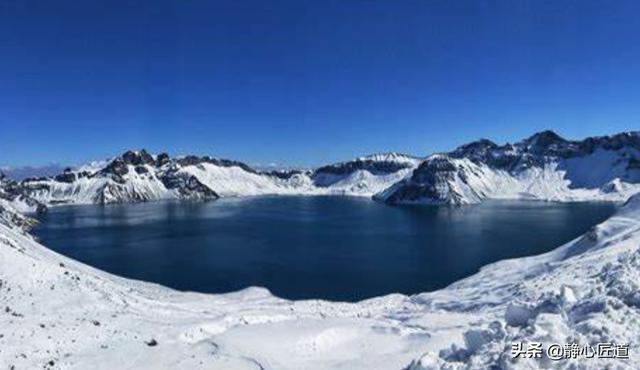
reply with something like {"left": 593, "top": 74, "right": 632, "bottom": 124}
{"left": 33, "top": 197, "right": 616, "bottom": 302}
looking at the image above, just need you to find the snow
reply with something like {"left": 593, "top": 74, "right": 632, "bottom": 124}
{"left": 2, "top": 180, "right": 640, "bottom": 368}
{"left": 4, "top": 135, "right": 640, "bottom": 368}
{"left": 19, "top": 139, "right": 640, "bottom": 208}
{"left": 378, "top": 155, "right": 640, "bottom": 205}
{"left": 311, "top": 168, "right": 415, "bottom": 196}
{"left": 22, "top": 154, "right": 422, "bottom": 205}
{"left": 181, "top": 163, "right": 312, "bottom": 196}
{"left": 24, "top": 166, "right": 179, "bottom": 205}
{"left": 356, "top": 152, "right": 423, "bottom": 165}
{"left": 74, "top": 159, "right": 111, "bottom": 174}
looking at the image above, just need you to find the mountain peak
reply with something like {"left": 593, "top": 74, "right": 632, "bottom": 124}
{"left": 453, "top": 138, "right": 498, "bottom": 151}
{"left": 119, "top": 149, "right": 156, "bottom": 166}
{"left": 523, "top": 130, "right": 567, "bottom": 148}
{"left": 451, "top": 138, "right": 498, "bottom": 160}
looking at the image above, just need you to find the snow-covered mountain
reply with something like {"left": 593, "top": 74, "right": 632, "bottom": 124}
{"left": 0, "top": 172, "right": 46, "bottom": 214}
{"left": 2, "top": 161, "right": 640, "bottom": 369}
{"left": 310, "top": 152, "right": 421, "bottom": 195}
{"left": 19, "top": 150, "right": 421, "bottom": 206}
{"left": 20, "top": 151, "right": 219, "bottom": 205}
{"left": 3, "top": 131, "right": 640, "bottom": 368}
{"left": 376, "top": 131, "right": 640, "bottom": 205}
{"left": 13, "top": 130, "right": 640, "bottom": 209}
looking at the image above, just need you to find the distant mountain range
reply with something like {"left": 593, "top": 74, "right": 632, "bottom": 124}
{"left": 2, "top": 130, "right": 640, "bottom": 212}
{"left": 0, "top": 164, "right": 67, "bottom": 181}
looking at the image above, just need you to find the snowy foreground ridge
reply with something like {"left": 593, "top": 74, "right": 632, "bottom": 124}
{"left": 1, "top": 178, "right": 640, "bottom": 369}
{"left": 3, "top": 130, "right": 640, "bottom": 210}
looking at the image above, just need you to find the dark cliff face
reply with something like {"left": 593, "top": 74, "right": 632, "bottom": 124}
{"left": 99, "top": 150, "right": 156, "bottom": 181}
{"left": 450, "top": 139, "right": 498, "bottom": 162}
{"left": 121, "top": 150, "right": 156, "bottom": 166}
{"left": 313, "top": 158, "right": 414, "bottom": 178}
{"left": 522, "top": 130, "right": 567, "bottom": 149}
{"left": 264, "top": 170, "right": 307, "bottom": 180}
{"left": 0, "top": 174, "right": 47, "bottom": 214}
{"left": 449, "top": 130, "right": 640, "bottom": 171}
{"left": 383, "top": 130, "right": 640, "bottom": 205}
{"left": 382, "top": 157, "right": 467, "bottom": 204}
{"left": 156, "top": 153, "right": 170, "bottom": 167}
{"left": 17, "top": 149, "right": 230, "bottom": 204}
{"left": 160, "top": 170, "right": 219, "bottom": 199}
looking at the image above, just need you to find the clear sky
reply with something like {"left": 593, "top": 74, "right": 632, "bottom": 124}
{"left": 1, "top": 0, "right": 639, "bottom": 168}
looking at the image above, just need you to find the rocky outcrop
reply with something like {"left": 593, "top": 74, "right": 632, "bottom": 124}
{"left": 312, "top": 152, "right": 418, "bottom": 177}
{"left": 0, "top": 173, "right": 47, "bottom": 214}
{"left": 17, "top": 150, "right": 421, "bottom": 205}
{"left": 378, "top": 130, "right": 640, "bottom": 205}
{"left": 19, "top": 151, "right": 223, "bottom": 205}
{"left": 376, "top": 156, "right": 481, "bottom": 205}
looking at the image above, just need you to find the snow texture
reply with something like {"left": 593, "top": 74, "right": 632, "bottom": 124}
{"left": 2, "top": 177, "right": 640, "bottom": 369}
{"left": 16, "top": 131, "right": 640, "bottom": 209}
{"left": 2, "top": 131, "right": 640, "bottom": 369}
{"left": 377, "top": 131, "right": 640, "bottom": 205}
{"left": 19, "top": 151, "right": 421, "bottom": 206}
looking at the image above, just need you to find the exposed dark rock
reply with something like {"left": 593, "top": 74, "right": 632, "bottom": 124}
{"left": 264, "top": 169, "right": 307, "bottom": 180}
{"left": 382, "top": 157, "right": 470, "bottom": 204}
{"left": 134, "top": 166, "right": 149, "bottom": 174}
{"left": 161, "top": 171, "right": 219, "bottom": 199}
{"left": 122, "top": 150, "right": 155, "bottom": 166}
{"left": 382, "top": 130, "right": 640, "bottom": 205}
{"left": 313, "top": 158, "right": 413, "bottom": 177}
{"left": 100, "top": 158, "right": 128, "bottom": 177}
{"left": 156, "top": 153, "right": 170, "bottom": 167}
{"left": 54, "top": 171, "right": 76, "bottom": 183}
{"left": 0, "top": 176, "right": 48, "bottom": 214}
{"left": 522, "top": 130, "right": 567, "bottom": 149}
{"left": 450, "top": 139, "right": 498, "bottom": 163}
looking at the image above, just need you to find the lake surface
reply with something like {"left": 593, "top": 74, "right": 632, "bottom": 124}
{"left": 33, "top": 197, "right": 616, "bottom": 302}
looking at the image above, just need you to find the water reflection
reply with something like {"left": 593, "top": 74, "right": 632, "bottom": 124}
{"left": 34, "top": 197, "right": 616, "bottom": 302}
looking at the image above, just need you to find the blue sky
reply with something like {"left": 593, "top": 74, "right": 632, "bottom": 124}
{"left": 1, "top": 0, "right": 639, "bottom": 168}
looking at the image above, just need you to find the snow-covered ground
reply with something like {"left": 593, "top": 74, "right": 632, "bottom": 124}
{"left": 1, "top": 186, "right": 639, "bottom": 369}
{"left": 2, "top": 132, "right": 640, "bottom": 368}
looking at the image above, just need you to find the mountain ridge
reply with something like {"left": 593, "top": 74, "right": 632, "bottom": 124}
{"left": 377, "top": 130, "right": 640, "bottom": 205}
{"left": 6, "top": 130, "right": 640, "bottom": 210}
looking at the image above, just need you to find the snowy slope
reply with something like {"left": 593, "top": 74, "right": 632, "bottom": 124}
{"left": 23, "top": 167, "right": 180, "bottom": 205}
{"left": 20, "top": 151, "right": 218, "bottom": 205}
{"left": 377, "top": 131, "right": 640, "bottom": 205}
{"left": 19, "top": 131, "right": 640, "bottom": 208}
{"left": 0, "top": 173, "right": 46, "bottom": 213}
{"left": 2, "top": 173, "right": 640, "bottom": 369}
{"left": 19, "top": 151, "right": 422, "bottom": 206}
